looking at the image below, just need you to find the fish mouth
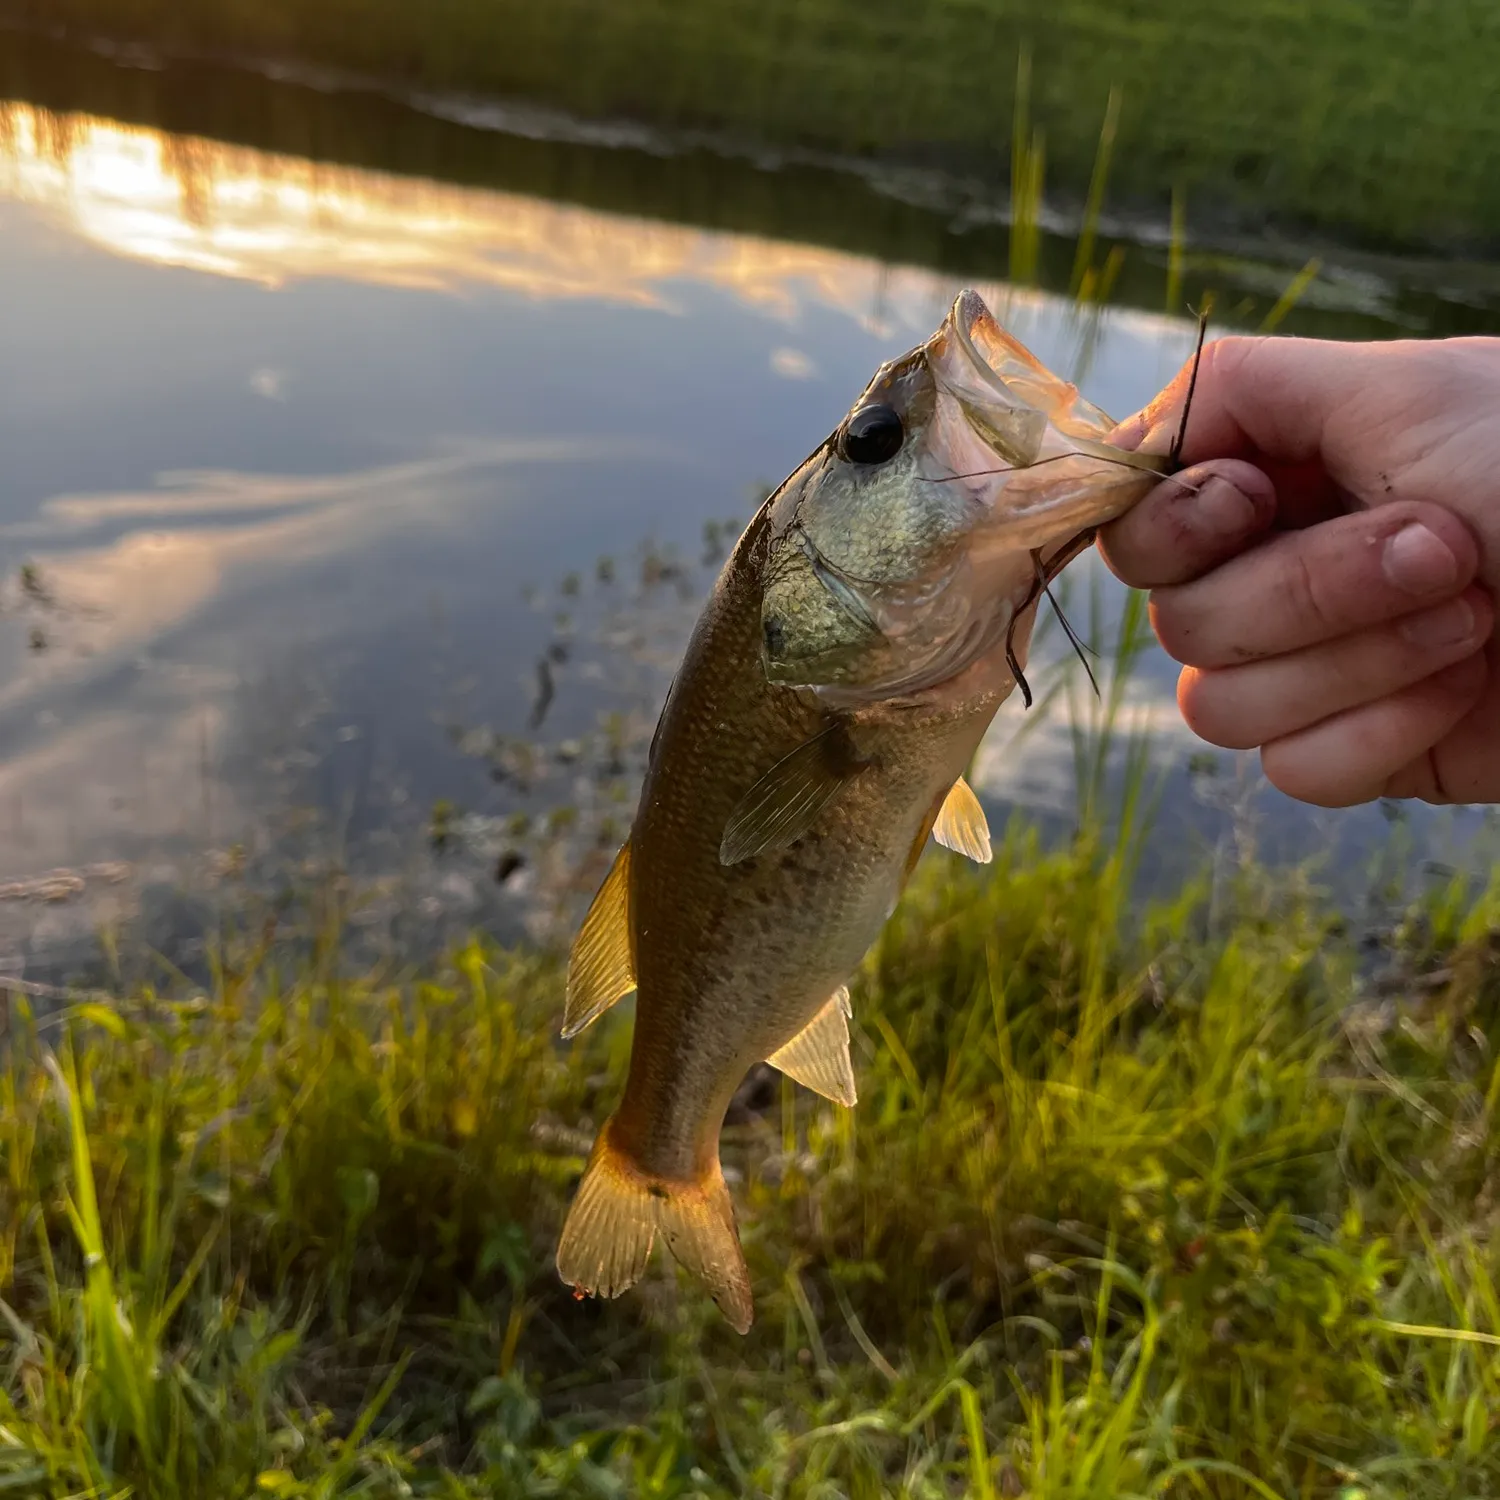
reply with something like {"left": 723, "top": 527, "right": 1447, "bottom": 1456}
{"left": 927, "top": 289, "right": 1169, "bottom": 541}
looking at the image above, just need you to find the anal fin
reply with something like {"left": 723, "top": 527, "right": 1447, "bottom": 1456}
{"left": 720, "top": 723, "right": 864, "bottom": 866}
{"left": 932, "top": 775, "right": 992, "bottom": 864}
{"left": 563, "top": 841, "right": 635, "bottom": 1038}
{"left": 767, "top": 987, "right": 857, "bottom": 1107}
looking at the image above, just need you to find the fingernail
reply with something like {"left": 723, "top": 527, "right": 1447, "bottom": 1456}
{"left": 1384, "top": 523, "right": 1458, "bottom": 596}
{"left": 1195, "top": 477, "right": 1258, "bottom": 537}
{"left": 1400, "top": 597, "right": 1475, "bottom": 648}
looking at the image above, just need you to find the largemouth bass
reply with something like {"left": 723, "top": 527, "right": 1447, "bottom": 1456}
{"left": 556, "top": 289, "right": 1167, "bottom": 1331}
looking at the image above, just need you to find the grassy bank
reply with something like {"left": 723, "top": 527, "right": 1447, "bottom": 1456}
{"left": 0, "top": 816, "right": 1497, "bottom": 1497}
{"left": 6, "top": 0, "right": 1500, "bottom": 252}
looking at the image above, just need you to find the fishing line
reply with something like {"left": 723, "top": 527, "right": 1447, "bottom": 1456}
{"left": 1031, "top": 547, "right": 1101, "bottom": 699}
{"left": 1170, "top": 295, "right": 1214, "bottom": 471}
{"left": 922, "top": 449, "right": 1160, "bottom": 486}
{"left": 1003, "top": 526, "right": 1098, "bottom": 708}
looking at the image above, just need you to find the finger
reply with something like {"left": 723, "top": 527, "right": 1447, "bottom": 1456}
{"left": 1098, "top": 460, "right": 1276, "bottom": 589}
{"left": 1259, "top": 654, "right": 1489, "bottom": 808}
{"left": 1150, "top": 502, "right": 1480, "bottom": 668}
{"left": 1384, "top": 638, "right": 1500, "bottom": 804}
{"left": 1177, "top": 586, "right": 1493, "bottom": 749}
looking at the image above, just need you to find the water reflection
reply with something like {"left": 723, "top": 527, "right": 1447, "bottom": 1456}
{"left": 0, "top": 98, "right": 1032, "bottom": 325}
{"left": 0, "top": 82, "right": 1485, "bottom": 979}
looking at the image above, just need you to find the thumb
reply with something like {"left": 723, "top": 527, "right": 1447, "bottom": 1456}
{"left": 1109, "top": 334, "right": 1394, "bottom": 470}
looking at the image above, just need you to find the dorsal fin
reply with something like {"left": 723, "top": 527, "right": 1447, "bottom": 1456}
{"left": 720, "top": 723, "right": 864, "bottom": 866}
{"left": 932, "top": 775, "right": 992, "bottom": 864}
{"left": 766, "top": 987, "right": 856, "bottom": 1107}
{"left": 562, "top": 841, "right": 635, "bottom": 1038}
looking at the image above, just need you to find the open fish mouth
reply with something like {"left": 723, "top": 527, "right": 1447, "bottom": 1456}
{"left": 757, "top": 289, "right": 1170, "bottom": 702}
{"left": 929, "top": 288, "right": 1169, "bottom": 528}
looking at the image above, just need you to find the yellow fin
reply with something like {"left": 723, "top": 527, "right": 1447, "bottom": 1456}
{"left": 767, "top": 986, "right": 857, "bottom": 1107}
{"left": 720, "top": 723, "right": 862, "bottom": 866}
{"left": 932, "top": 776, "right": 992, "bottom": 864}
{"left": 905, "top": 792, "right": 945, "bottom": 882}
{"left": 556, "top": 1118, "right": 754, "bottom": 1334}
{"left": 655, "top": 1160, "right": 753, "bottom": 1334}
{"left": 562, "top": 841, "right": 634, "bottom": 1038}
{"left": 555, "top": 1120, "right": 656, "bottom": 1300}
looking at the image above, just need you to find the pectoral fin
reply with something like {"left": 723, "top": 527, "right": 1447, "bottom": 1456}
{"left": 767, "top": 987, "right": 857, "bottom": 1107}
{"left": 562, "top": 841, "right": 635, "bottom": 1038}
{"left": 932, "top": 776, "right": 992, "bottom": 864}
{"left": 720, "top": 723, "right": 863, "bottom": 865}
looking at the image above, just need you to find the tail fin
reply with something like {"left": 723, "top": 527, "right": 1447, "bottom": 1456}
{"left": 556, "top": 1117, "right": 754, "bottom": 1333}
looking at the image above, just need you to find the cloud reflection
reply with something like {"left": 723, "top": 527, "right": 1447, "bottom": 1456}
{"left": 0, "top": 98, "right": 1053, "bottom": 335}
{"left": 1, "top": 439, "right": 604, "bottom": 703}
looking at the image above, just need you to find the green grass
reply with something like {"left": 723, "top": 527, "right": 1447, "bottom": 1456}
{"left": 1, "top": 791, "right": 1497, "bottom": 1496}
{"left": 6, "top": 0, "right": 1500, "bottom": 251}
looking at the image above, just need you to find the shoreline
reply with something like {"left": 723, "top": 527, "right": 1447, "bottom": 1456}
{"left": 4, "top": 2, "right": 1500, "bottom": 262}
{"left": 2, "top": 23, "right": 1499, "bottom": 342}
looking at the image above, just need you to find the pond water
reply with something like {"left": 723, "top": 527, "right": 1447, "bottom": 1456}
{"left": 0, "top": 36, "right": 1495, "bottom": 977}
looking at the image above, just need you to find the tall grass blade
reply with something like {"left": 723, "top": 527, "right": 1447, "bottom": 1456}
{"left": 1071, "top": 85, "right": 1121, "bottom": 298}
{"left": 1260, "top": 256, "right": 1322, "bottom": 332}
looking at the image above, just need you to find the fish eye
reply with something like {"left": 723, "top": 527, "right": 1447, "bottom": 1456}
{"left": 838, "top": 403, "right": 904, "bottom": 466}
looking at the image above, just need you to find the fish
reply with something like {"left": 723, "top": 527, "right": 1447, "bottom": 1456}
{"left": 554, "top": 288, "right": 1168, "bottom": 1332}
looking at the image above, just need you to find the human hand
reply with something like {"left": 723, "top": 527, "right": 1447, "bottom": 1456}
{"left": 1099, "top": 334, "right": 1500, "bottom": 806}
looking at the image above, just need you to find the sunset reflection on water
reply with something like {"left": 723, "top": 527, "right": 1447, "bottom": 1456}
{"left": 0, "top": 98, "right": 1000, "bottom": 330}
{"left": 0, "top": 91, "right": 1217, "bottom": 963}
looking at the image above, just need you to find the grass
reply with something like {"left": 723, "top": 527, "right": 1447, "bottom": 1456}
{"left": 0, "top": 772, "right": 1497, "bottom": 1496}
{"left": 6, "top": 0, "right": 1500, "bottom": 252}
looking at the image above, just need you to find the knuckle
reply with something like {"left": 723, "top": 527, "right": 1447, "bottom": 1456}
{"left": 1275, "top": 545, "right": 1336, "bottom": 641}
{"left": 1201, "top": 334, "right": 1273, "bottom": 391}
{"left": 1149, "top": 591, "right": 1199, "bottom": 663}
